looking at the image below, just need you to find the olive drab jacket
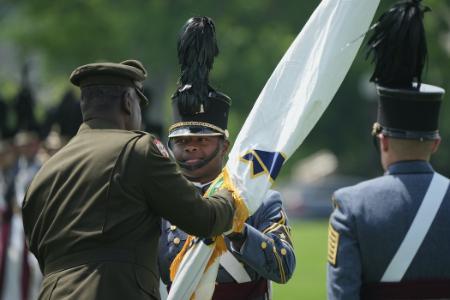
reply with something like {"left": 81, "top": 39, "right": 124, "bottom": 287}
{"left": 22, "top": 119, "right": 234, "bottom": 300}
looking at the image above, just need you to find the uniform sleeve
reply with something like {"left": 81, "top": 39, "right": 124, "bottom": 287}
{"left": 226, "top": 191, "right": 296, "bottom": 283}
{"left": 327, "top": 191, "right": 362, "bottom": 300}
{"left": 158, "top": 220, "right": 172, "bottom": 285}
{"left": 135, "top": 134, "right": 234, "bottom": 237}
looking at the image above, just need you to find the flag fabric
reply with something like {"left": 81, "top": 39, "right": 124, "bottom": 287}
{"left": 168, "top": 0, "right": 380, "bottom": 299}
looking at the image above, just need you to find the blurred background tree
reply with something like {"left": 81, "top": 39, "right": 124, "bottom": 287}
{"left": 0, "top": 0, "right": 449, "bottom": 179}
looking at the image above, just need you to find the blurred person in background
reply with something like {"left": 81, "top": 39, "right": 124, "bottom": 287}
{"left": 327, "top": 1, "right": 450, "bottom": 299}
{"left": 0, "top": 141, "right": 16, "bottom": 213}
{"left": 14, "top": 131, "right": 43, "bottom": 204}
{"left": 0, "top": 140, "right": 18, "bottom": 299}
{"left": 158, "top": 17, "right": 295, "bottom": 300}
{"left": 44, "top": 89, "right": 82, "bottom": 140}
{"left": 0, "top": 96, "right": 8, "bottom": 140}
{"left": 13, "top": 64, "right": 40, "bottom": 136}
{"left": 37, "top": 127, "right": 66, "bottom": 163}
{"left": 0, "top": 132, "right": 43, "bottom": 300}
{"left": 42, "top": 129, "right": 64, "bottom": 158}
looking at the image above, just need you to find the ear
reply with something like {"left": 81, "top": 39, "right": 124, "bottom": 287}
{"left": 431, "top": 138, "right": 441, "bottom": 154}
{"left": 221, "top": 139, "right": 230, "bottom": 155}
{"left": 378, "top": 134, "right": 389, "bottom": 152}
{"left": 121, "top": 90, "right": 132, "bottom": 115}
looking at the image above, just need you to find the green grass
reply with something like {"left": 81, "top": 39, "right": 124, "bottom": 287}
{"left": 272, "top": 220, "right": 328, "bottom": 300}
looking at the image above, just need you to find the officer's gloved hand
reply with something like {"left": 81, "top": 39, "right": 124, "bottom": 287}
{"left": 224, "top": 225, "right": 248, "bottom": 252}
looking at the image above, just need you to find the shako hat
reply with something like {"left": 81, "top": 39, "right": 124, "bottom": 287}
{"left": 169, "top": 16, "right": 231, "bottom": 139}
{"left": 367, "top": 0, "right": 445, "bottom": 140}
{"left": 70, "top": 60, "right": 149, "bottom": 106}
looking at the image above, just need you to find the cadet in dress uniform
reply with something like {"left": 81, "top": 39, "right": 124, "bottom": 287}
{"left": 22, "top": 60, "right": 235, "bottom": 300}
{"left": 158, "top": 17, "right": 296, "bottom": 300}
{"left": 327, "top": 1, "right": 450, "bottom": 299}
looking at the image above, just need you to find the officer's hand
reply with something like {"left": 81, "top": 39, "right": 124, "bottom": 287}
{"left": 224, "top": 226, "right": 247, "bottom": 252}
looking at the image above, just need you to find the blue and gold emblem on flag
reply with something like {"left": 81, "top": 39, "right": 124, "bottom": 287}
{"left": 240, "top": 150, "right": 286, "bottom": 182}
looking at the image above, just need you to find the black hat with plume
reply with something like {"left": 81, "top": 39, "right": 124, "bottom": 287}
{"left": 367, "top": 0, "right": 445, "bottom": 140}
{"left": 169, "top": 16, "right": 231, "bottom": 139}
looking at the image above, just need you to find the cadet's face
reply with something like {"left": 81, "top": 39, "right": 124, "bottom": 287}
{"left": 170, "top": 136, "right": 228, "bottom": 183}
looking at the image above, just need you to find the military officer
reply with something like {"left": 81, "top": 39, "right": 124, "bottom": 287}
{"left": 327, "top": 1, "right": 450, "bottom": 299}
{"left": 22, "top": 59, "right": 235, "bottom": 300}
{"left": 158, "top": 17, "right": 296, "bottom": 300}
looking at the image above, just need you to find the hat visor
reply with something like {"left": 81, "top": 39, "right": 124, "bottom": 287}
{"left": 168, "top": 126, "right": 224, "bottom": 138}
{"left": 136, "top": 88, "right": 149, "bottom": 107}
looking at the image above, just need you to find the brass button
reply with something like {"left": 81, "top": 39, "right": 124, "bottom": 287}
{"left": 261, "top": 242, "right": 267, "bottom": 249}
{"left": 280, "top": 248, "right": 287, "bottom": 256}
{"left": 173, "top": 237, "right": 181, "bottom": 245}
{"left": 170, "top": 225, "right": 177, "bottom": 231}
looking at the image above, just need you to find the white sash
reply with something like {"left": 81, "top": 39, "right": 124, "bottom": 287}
{"left": 381, "top": 173, "right": 449, "bottom": 282}
{"left": 219, "top": 251, "right": 251, "bottom": 283}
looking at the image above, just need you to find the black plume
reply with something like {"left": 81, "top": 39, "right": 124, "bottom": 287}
{"left": 366, "top": 0, "right": 430, "bottom": 89}
{"left": 175, "top": 16, "right": 218, "bottom": 114}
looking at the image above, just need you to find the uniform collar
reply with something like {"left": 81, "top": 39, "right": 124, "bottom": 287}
{"left": 77, "top": 118, "right": 123, "bottom": 133}
{"left": 191, "top": 181, "right": 212, "bottom": 195}
{"left": 386, "top": 160, "right": 434, "bottom": 175}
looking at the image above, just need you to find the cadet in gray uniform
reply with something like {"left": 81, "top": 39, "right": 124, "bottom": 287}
{"left": 158, "top": 17, "right": 296, "bottom": 300}
{"left": 327, "top": 1, "right": 450, "bottom": 299}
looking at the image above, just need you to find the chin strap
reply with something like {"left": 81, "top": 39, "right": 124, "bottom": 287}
{"left": 176, "top": 142, "right": 222, "bottom": 172}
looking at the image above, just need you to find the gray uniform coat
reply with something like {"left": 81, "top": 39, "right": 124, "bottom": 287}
{"left": 327, "top": 160, "right": 450, "bottom": 300}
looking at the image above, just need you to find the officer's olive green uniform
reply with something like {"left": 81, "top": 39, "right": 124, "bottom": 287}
{"left": 22, "top": 117, "right": 234, "bottom": 300}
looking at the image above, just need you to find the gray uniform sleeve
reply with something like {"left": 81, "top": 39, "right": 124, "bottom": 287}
{"left": 135, "top": 134, "right": 235, "bottom": 237}
{"left": 327, "top": 191, "right": 362, "bottom": 300}
{"left": 227, "top": 191, "right": 296, "bottom": 283}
